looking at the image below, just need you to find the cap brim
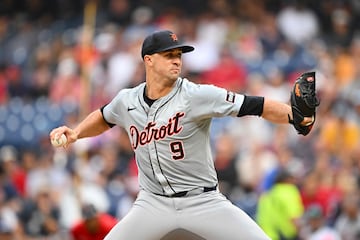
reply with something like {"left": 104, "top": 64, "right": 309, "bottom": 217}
{"left": 157, "top": 44, "right": 195, "bottom": 54}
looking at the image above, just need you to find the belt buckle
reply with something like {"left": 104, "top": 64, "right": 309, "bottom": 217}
{"left": 170, "top": 191, "right": 188, "bottom": 197}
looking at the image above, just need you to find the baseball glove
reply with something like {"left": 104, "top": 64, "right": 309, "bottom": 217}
{"left": 288, "top": 71, "right": 320, "bottom": 136}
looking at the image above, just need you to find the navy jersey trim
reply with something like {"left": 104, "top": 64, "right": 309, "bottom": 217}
{"left": 237, "top": 95, "right": 264, "bottom": 117}
{"left": 143, "top": 86, "right": 157, "bottom": 107}
{"left": 100, "top": 104, "right": 116, "bottom": 128}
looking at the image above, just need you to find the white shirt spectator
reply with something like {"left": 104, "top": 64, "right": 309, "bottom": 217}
{"left": 277, "top": 4, "right": 319, "bottom": 45}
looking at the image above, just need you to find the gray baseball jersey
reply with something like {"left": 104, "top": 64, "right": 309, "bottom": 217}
{"left": 103, "top": 78, "right": 243, "bottom": 196}
{"left": 102, "top": 78, "right": 270, "bottom": 240}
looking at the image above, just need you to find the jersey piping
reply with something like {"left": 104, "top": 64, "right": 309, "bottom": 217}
{"left": 151, "top": 80, "right": 184, "bottom": 195}
{"left": 136, "top": 87, "right": 164, "bottom": 192}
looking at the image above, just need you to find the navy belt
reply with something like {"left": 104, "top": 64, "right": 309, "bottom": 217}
{"left": 160, "top": 185, "right": 217, "bottom": 198}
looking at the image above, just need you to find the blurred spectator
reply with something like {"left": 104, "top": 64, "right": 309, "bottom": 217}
{"left": 6, "top": 65, "right": 27, "bottom": 99}
{"left": 299, "top": 204, "right": 341, "bottom": 240}
{"left": 257, "top": 169, "right": 304, "bottom": 240}
{"left": 237, "top": 141, "right": 277, "bottom": 193}
{"left": 260, "top": 129, "right": 306, "bottom": 191}
{"left": 333, "top": 49, "right": 356, "bottom": 87}
{"left": 334, "top": 194, "right": 360, "bottom": 240}
{"left": 317, "top": 104, "right": 360, "bottom": 164}
{"left": 258, "top": 13, "right": 286, "bottom": 57}
{"left": 277, "top": 1, "right": 319, "bottom": 45}
{"left": 25, "top": 150, "right": 70, "bottom": 200}
{"left": 227, "top": 74, "right": 275, "bottom": 146}
{"left": 324, "top": 7, "right": 354, "bottom": 50}
{"left": 213, "top": 133, "right": 240, "bottom": 199}
{"left": 49, "top": 50, "right": 82, "bottom": 104}
{"left": 27, "top": 43, "right": 54, "bottom": 99}
{"left": 28, "top": 63, "right": 52, "bottom": 99}
{"left": 300, "top": 171, "right": 327, "bottom": 215}
{"left": 231, "top": 22, "right": 263, "bottom": 63}
{"left": 90, "top": 26, "right": 117, "bottom": 109}
{"left": 0, "top": 146, "right": 22, "bottom": 240}
{"left": 17, "top": 149, "right": 38, "bottom": 197}
{"left": 0, "top": 145, "right": 27, "bottom": 199}
{"left": 300, "top": 156, "right": 344, "bottom": 222}
{"left": 104, "top": 37, "right": 140, "bottom": 96}
{"left": 123, "top": 6, "right": 156, "bottom": 43}
{"left": 199, "top": 47, "right": 247, "bottom": 93}
{"left": 262, "top": 68, "right": 290, "bottom": 103}
{"left": 181, "top": 14, "right": 223, "bottom": 74}
{"left": 18, "top": 186, "right": 61, "bottom": 238}
{"left": 95, "top": 133, "right": 137, "bottom": 218}
{"left": 0, "top": 63, "right": 9, "bottom": 104}
{"left": 70, "top": 203, "right": 118, "bottom": 240}
{"left": 0, "top": 161, "right": 21, "bottom": 239}
{"left": 57, "top": 166, "right": 110, "bottom": 229}
{"left": 106, "top": 0, "right": 132, "bottom": 26}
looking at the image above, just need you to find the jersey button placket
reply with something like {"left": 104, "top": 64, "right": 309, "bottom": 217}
{"left": 148, "top": 105, "right": 173, "bottom": 195}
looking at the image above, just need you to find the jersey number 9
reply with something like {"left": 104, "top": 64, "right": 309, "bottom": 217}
{"left": 170, "top": 141, "right": 185, "bottom": 160}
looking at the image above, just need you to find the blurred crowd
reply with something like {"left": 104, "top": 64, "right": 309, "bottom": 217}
{"left": 1, "top": 0, "right": 360, "bottom": 239}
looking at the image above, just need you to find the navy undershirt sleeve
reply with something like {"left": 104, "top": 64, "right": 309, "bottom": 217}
{"left": 100, "top": 104, "right": 115, "bottom": 128}
{"left": 237, "top": 95, "right": 264, "bottom": 117}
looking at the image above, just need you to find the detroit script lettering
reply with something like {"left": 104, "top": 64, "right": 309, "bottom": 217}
{"left": 130, "top": 112, "right": 185, "bottom": 150}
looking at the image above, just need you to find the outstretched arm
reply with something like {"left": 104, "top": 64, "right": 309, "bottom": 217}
{"left": 261, "top": 98, "right": 315, "bottom": 126}
{"left": 237, "top": 96, "right": 311, "bottom": 125}
{"left": 49, "top": 109, "right": 110, "bottom": 147}
{"left": 261, "top": 98, "right": 292, "bottom": 124}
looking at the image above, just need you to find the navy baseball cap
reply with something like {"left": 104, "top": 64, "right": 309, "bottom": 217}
{"left": 141, "top": 30, "right": 194, "bottom": 59}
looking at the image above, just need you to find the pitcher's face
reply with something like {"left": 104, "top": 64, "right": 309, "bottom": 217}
{"left": 149, "top": 48, "right": 183, "bottom": 81}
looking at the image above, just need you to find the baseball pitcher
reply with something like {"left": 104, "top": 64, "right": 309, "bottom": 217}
{"left": 50, "top": 30, "right": 319, "bottom": 240}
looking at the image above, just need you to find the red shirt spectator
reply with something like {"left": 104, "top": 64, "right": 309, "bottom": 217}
{"left": 70, "top": 204, "right": 118, "bottom": 240}
{"left": 200, "top": 49, "right": 247, "bottom": 93}
{"left": 300, "top": 171, "right": 343, "bottom": 219}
